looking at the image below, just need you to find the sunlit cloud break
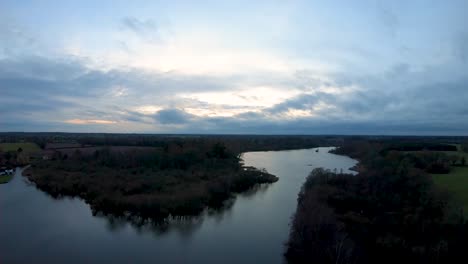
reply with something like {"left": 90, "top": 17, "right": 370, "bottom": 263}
{"left": 65, "top": 119, "right": 117, "bottom": 125}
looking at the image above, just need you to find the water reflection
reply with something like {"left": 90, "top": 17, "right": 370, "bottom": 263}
{"left": 238, "top": 182, "right": 271, "bottom": 198}
{"left": 0, "top": 147, "right": 357, "bottom": 264}
{"left": 34, "top": 176, "right": 272, "bottom": 238}
{"left": 95, "top": 200, "right": 238, "bottom": 238}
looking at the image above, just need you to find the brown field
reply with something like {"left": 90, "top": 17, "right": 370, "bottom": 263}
{"left": 45, "top": 143, "right": 84, "bottom": 149}
{"left": 47, "top": 145, "right": 162, "bottom": 156}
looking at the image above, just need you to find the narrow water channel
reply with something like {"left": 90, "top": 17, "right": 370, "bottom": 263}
{"left": 0, "top": 147, "right": 357, "bottom": 264}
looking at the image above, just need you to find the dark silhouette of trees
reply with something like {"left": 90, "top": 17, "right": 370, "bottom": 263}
{"left": 449, "top": 155, "right": 458, "bottom": 166}
{"left": 25, "top": 141, "right": 278, "bottom": 220}
{"left": 286, "top": 141, "right": 468, "bottom": 264}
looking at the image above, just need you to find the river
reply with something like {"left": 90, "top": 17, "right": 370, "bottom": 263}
{"left": 0, "top": 147, "right": 357, "bottom": 264}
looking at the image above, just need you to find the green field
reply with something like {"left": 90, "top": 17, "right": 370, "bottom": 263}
{"left": 426, "top": 145, "right": 468, "bottom": 213}
{"left": 433, "top": 166, "right": 468, "bottom": 213}
{"left": 0, "top": 142, "right": 41, "bottom": 153}
{"left": 0, "top": 174, "right": 13, "bottom": 184}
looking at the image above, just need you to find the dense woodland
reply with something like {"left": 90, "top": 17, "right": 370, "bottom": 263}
{"left": 1, "top": 134, "right": 332, "bottom": 217}
{"left": 2, "top": 133, "right": 336, "bottom": 221}
{"left": 24, "top": 141, "right": 279, "bottom": 220}
{"left": 286, "top": 139, "right": 468, "bottom": 264}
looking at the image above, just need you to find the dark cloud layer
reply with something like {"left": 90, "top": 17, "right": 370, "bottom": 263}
{"left": 1, "top": 53, "right": 467, "bottom": 135}
{"left": 153, "top": 109, "right": 193, "bottom": 125}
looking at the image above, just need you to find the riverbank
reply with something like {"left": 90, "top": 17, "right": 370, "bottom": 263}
{"left": 0, "top": 174, "right": 13, "bottom": 184}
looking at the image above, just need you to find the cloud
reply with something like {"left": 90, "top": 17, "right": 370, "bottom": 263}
{"left": 267, "top": 92, "right": 330, "bottom": 114}
{"left": 0, "top": 50, "right": 467, "bottom": 135}
{"left": 122, "top": 17, "right": 157, "bottom": 32}
{"left": 120, "top": 17, "right": 160, "bottom": 42}
{"left": 153, "top": 109, "right": 194, "bottom": 125}
{"left": 377, "top": 3, "right": 399, "bottom": 37}
{"left": 454, "top": 32, "right": 468, "bottom": 63}
{"left": 0, "top": 55, "right": 86, "bottom": 80}
{"left": 65, "top": 119, "right": 117, "bottom": 125}
{"left": 0, "top": 18, "right": 38, "bottom": 58}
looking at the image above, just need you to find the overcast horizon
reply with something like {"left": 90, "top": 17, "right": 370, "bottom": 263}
{"left": 1, "top": 1, "right": 467, "bottom": 135}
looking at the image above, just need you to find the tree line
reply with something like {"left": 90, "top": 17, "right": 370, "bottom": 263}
{"left": 286, "top": 140, "right": 468, "bottom": 263}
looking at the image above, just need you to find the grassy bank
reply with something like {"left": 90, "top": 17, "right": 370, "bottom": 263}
{"left": 0, "top": 174, "right": 13, "bottom": 184}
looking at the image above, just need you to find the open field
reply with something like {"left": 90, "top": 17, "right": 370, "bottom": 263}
{"left": 0, "top": 142, "right": 41, "bottom": 153}
{"left": 409, "top": 144, "right": 468, "bottom": 213}
{"left": 52, "top": 145, "right": 162, "bottom": 156}
{"left": 433, "top": 166, "right": 468, "bottom": 213}
{"left": 0, "top": 174, "right": 13, "bottom": 184}
{"left": 407, "top": 150, "right": 468, "bottom": 163}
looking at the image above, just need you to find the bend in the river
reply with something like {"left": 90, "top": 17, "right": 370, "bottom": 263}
{"left": 0, "top": 147, "right": 357, "bottom": 264}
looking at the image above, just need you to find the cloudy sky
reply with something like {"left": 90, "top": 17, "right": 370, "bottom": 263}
{"left": 1, "top": 0, "right": 467, "bottom": 134}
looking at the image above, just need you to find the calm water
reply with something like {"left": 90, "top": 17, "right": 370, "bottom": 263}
{"left": 0, "top": 147, "right": 357, "bottom": 264}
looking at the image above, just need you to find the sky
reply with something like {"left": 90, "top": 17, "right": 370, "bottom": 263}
{"left": 1, "top": 0, "right": 467, "bottom": 135}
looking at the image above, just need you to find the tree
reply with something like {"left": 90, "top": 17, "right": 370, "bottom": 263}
{"left": 449, "top": 155, "right": 458, "bottom": 166}
{"left": 462, "top": 143, "right": 468, "bottom": 153}
{"left": 208, "top": 143, "right": 229, "bottom": 159}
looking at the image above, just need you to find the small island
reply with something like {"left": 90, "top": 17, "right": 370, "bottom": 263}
{"left": 23, "top": 140, "right": 279, "bottom": 220}
{"left": 2, "top": 135, "right": 323, "bottom": 221}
